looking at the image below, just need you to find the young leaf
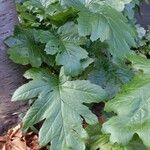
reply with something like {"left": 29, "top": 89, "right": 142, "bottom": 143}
{"left": 35, "top": 22, "right": 91, "bottom": 76}
{"left": 12, "top": 68, "right": 108, "bottom": 150}
{"left": 49, "top": 7, "right": 78, "bottom": 26}
{"left": 5, "top": 28, "right": 54, "bottom": 67}
{"left": 102, "top": 55, "right": 150, "bottom": 148}
{"left": 62, "top": 0, "right": 136, "bottom": 58}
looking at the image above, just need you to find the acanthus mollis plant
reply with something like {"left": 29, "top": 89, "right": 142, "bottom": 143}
{"left": 4, "top": 0, "right": 150, "bottom": 149}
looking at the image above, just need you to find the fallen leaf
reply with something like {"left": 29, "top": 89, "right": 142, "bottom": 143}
{"left": 0, "top": 124, "right": 42, "bottom": 150}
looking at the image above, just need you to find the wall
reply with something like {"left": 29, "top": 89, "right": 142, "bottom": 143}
{"left": 0, "top": 0, "right": 27, "bottom": 134}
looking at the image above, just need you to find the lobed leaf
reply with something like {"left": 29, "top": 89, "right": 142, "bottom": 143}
{"left": 35, "top": 22, "right": 92, "bottom": 76}
{"left": 5, "top": 28, "right": 54, "bottom": 67}
{"left": 88, "top": 58, "right": 134, "bottom": 98}
{"left": 86, "top": 124, "right": 146, "bottom": 150}
{"left": 102, "top": 55, "right": 150, "bottom": 148}
{"left": 12, "top": 68, "right": 108, "bottom": 150}
{"left": 62, "top": 0, "right": 136, "bottom": 58}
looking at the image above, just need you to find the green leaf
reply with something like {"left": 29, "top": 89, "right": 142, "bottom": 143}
{"left": 128, "top": 54, "right": 150, "bottom": 74}
{"left": 86, "top": 124, "right": 147, "bottom": 150}
{"left": 16, "top": 3, "right": 41, "bottom": 27}
{"left": 62, "top": 0, "right": 136, "bottom": 58}
{"left": 89, "top": 133, "right": 147, "bottom": 150}
{"left": 86, "top": 124, "right": 123, "bottom": 150}
{"left": 30, "top": 0, "right": 57, "bottom": 8}
{"left": 49, "top": 7, "right": 78, "bottom": 26}
{"left": 90, "top": 134, "right": 123, "bottom": 150}
{"left": 103, "top": 0, "right": 132, "bottom": 11}
{"left": 124, "top": 135, "right": 147, "bottom": 150}
{"left": 5, "top": 28, "right": 54, "bottom": 67}
{"left": 88, "top": 57, "right": 133, "bottom": 98}
{"left": 102, "top": 55, "right": 150, "bottom": 148}
{"left": 35, "top": 22, "right": 91, "bottom": 76}
{"left": 21, "top": 1, "right": 77, "bottom": 26}
{"left": 12, "top": 68, "right": 108, "bottom": 150}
